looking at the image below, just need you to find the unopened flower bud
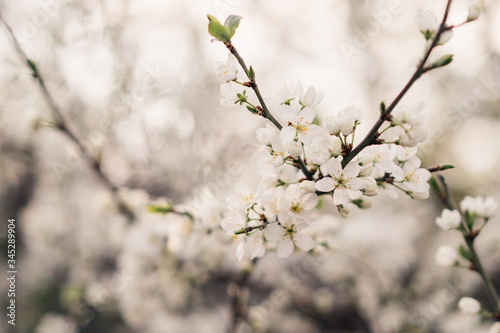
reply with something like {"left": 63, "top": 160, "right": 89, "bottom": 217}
{"left": 458, "top": 297, "right": 481, "bottom": 314}
{"left": 467, "top": 1, "right": 485, "bottom": 22}
{"left": 300, "top": 180, "right": 317, "bottom": 193}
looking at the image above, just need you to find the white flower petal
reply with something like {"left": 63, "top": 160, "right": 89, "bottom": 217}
{"left": 294, "top": 234, "right": 315, "bottom": 252}
{"left": 277, "top": 239, "right": 294, "bottom": 258}
{"left": 264, "top": 224, "right": 284, "bottom": 241}
{"left": 315, "top": 178, "right": 335, "bottom": 192}
{"left": 333, "top": 188, "right": 349, "bottom": 206}
{"left": 280, "top": 126, "right": 296, "bottom": 142}
{"left": 343, "top": 161, "right": 361, "bottom": 178}
{"left": 299, "top": 107, "right": 316, "bottom": 123}
{"left": 236, "top": 240, "right": 245, "bottom": 261}
{"left": 325, "top": 158, "right": 342, "bottom": 178}
{"left": 302, "top": 193, "right": 319, "bottom": 210}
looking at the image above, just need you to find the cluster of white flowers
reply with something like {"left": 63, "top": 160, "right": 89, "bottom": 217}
{"left": 215, "top": 70, "right": 436, "bottom": 259}
{"left": 435, "top": 196, "right": 497, "bottom": 267}
{"left": 208, "top": 7, "right": 498, "bottom": 331}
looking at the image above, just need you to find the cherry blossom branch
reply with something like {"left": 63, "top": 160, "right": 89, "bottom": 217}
{"left": 432, "top": 175, "right": 500, "bottom": 315}
{"left": 225, "top": 42, "right": 313, "bottom": 179}
{"left": 342, "top": 0, "right": 454, "bottom": 168}
{"left": 0, "top": 15, "right": 136, "bottom": 222}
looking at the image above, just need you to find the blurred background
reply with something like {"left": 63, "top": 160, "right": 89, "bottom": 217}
{"left": 1, "top": 0, "right": 500, "bottom": 332}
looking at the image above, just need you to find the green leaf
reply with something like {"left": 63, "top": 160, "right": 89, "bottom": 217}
{"left": 458, "top": 245, "right": 474, "bottom": 262}
{"left": 146, "top": 203, "right": 173, "bottom": 214}
{"left": 224, "top": 15, "right": 242, "bottom": 38}
{"left": 430, "top": 54, "right": 454, "bottom": 70}
{"left": 207, "top": 14, "right": 231, "bottom": 43}
{"left": 428, "top": 176, "right": 441, "bottom": 195}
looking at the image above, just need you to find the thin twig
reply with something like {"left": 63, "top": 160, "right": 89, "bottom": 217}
{"left": 342, "top": 0, "right": 454, "bottom": 168}
{"left": 0, "top": 15, "right": 136, "bottom": 222}
{"left": 226, "top": 42, "right": 313, "bottom": 179}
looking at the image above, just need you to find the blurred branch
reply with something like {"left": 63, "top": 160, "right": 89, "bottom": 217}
{"left": 228, "top": 258, "right": 258, "bottom": 333}
{"left": 432, "top": 175, "right": 500, "bottom": 315}
{"left": 342, "top": 0, "right": 454, "bottom": 168}
{"left": 0, "top": 14, "right": 136, "bottom": 222}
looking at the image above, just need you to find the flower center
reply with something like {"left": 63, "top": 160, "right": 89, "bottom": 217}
{"left": 290, "top": 201, "right": 303, "bottom": 213}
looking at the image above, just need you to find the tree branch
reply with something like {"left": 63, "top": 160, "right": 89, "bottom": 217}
{"left": 0, "top": 14, "right": 136, "bottom": 222}
{"left": 342, "top": 0, "right": 454, "bottom": 168}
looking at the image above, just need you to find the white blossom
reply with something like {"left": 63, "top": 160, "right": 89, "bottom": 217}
{"left": 299, "top": 180, "right": 317, "bottom": 193}
{"left": 260, "top": 187, "right": 284, "bottom": 221}
{"left": 235, "top": 231, "right": 266, "bottom": 261}
{"left": 417, "top": 10, "right": 439, "bottom": 40}
{"left": 324, "top": 106, "right": 362, "bottom": 136}
{"left": 398, "top": 125, "right": 429, "bottom": 147}
{"left": 489, "top": 322, "right": 500, "bottom": 333}
{"left": 392, "top": 102, "right": 426, "bottom": 127}
{"left": 215, "top": 54, "right": 238, "bottom": 81}
{"left": 278, "top": 184, "right": 319, "bottom": 225}
{"left": 220, "top": 81, "right": 243, "bottom": 107}
{"left": 435, "top": 245, "right": 458, "bottom": 267}
{"left": 417, "top": 10, "right": 453, "bottom": 44}
{"left": 460, "top": 196, "right": 498, "bottom": 218}
{"left": 256, "top": 123, "right": 278, "bottom": 145}
{"left": 280, "top": 106, "right": 322, "bottom": 145}
{"left": 221, "top": 210, "right": 246, "bottom": 235}
{"left": 304, "top": 137, "right": 331, "bottom": 166}
{"left": 315, "top": 157, "right": 365, "bottom": 206}
{"left": 435, "top": 209, "right": 461, "bottom": 230}
{"left": 264, "top": 222, "right": 315, "bottom": 258}
{"left": 392, "top": 159, "right": 431, "bottom": 195}
{"left": 458, "top": 297, "right": 481, "bottom": 314}
{"left": 275, "top": 81, "right": 302, "bottom": 104}
{"left": 300, "top": 86, "right": 324, "bottom": 108}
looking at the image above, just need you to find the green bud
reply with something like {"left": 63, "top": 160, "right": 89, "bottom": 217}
{"left": 464, "top": 210, "right": 475, "bottom": 230}
{"left": 380, "top": 101, "right": 386, "bottom": 113}
{"left": 247, "top": 66, "right": 255, "bottom": 81}
{"left": 27, "top": 58, "right": 37, "bottom": 72}
{"left": 458, "top": 245, "right": 474, "bottom": 262}
{"left": 246, "top": 105, "right": 257, "bottom": 113}
{"left": 430, "top": 54, "right": 454, "bottom": 70}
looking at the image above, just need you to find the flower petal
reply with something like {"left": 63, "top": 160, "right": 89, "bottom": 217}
{"left": 294, "top": 234, "right": 315, "bottom": 252}
{"left": 236, "top": 240, "right": 245, "bottom": 261}
{"left": 325, "top": 158, "right": 342, "bottom": 178}
{"left": 280, "top": 126, "right": 296, "bottom": 142}
{"left": 264, "top": 224, "right": 284, "bottom": 241}
{"left": 299, "top": 107, "right": 316, "bottom": 123}
{"left": 333, "top": 188, "right": 349, "bottom": 206}
{"left": 277, "top": 239, "right": 294, "bottom": 258}
{"left": 302, "top": 193, "right": 319, "bottom": 210}
{"left": 315, "top": 177, "right": 335, "bottom": 192}
{"left": 343, "top": 161, "right": 361, "bottom": 178}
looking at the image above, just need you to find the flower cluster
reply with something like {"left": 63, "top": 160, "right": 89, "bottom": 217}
{"left": 435, "top": 196, "right": 498, "bottom": 267}
{"left": 434, "top": 194, "right": 499, "bottom": 325}
{"left": 215, "top": 76, "right": 438, "bottom": 260}
{"left": 209, "top": 2, "right": 490, "bottom": 267}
